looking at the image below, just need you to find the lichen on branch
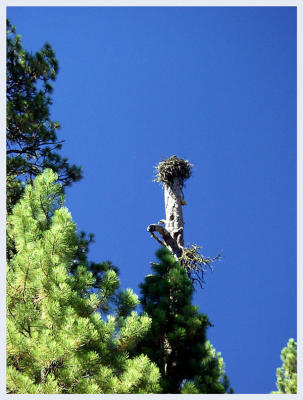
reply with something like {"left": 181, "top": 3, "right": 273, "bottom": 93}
{"left": 178, "top": 245, "right": 222, "bottom": 287}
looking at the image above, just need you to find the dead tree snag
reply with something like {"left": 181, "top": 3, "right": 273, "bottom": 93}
{"left": 147, "top": 155, "right": 221, "bottom": 287}
{"left": 147, "top": 155, "right": 191, "bottom": 259}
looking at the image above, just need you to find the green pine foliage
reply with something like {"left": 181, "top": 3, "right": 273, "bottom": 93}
{"left": 7, "top": 169, "right": 161, "bottom": 394}
{"left": 6, "top": 20, "right": 108, "bottom": 294}
{"left": 6, "top": 19, "right": 82, "bottom": 210}
{"left": 181, "top": 341, "right": 234, "bottom": 394}
{"left": 137, "top": 247, "right": 232, "bottom": 393}
{"left": 272, "top": 338, "right": 297, "bottom": 394}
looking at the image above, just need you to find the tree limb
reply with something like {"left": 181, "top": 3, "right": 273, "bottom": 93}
{"left": 147, "top": 224, "right": 182, "bottom": 258}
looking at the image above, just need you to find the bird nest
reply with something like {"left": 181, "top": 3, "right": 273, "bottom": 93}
{"left": 155, "top": 155, "right": 192, "bottom": 184}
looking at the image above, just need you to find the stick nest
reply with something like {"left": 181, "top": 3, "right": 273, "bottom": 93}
{"left": 155, "top": 155, "right": 192, "bottom": 184}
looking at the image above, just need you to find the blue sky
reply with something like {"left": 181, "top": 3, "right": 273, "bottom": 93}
{"left": 7, "top": 6, "right": 297, "bottom": 394}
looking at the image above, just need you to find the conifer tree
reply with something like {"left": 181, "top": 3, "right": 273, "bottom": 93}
{"left": 7, "top": 169, "right": 160, "bottom": 394}
{"left": 141, "top": 157, "right": 232, "bottom": 393}
{"left": 271, "top": 338, "right": 297, "bottom": 394}
{"left": 6, "top": 20, "right": 106, "bottom": 290}
{"left": 6, "top": 19, "right": 82, "bottom": 210}
{"left": 137, "top": 248, "right": 232, "bottom": 394}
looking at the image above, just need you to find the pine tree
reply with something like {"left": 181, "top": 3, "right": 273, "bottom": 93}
{"left": 137, "top": 247, "right": 232, "bottom": 394}
{"left": 7, "top": 169, "right": 160, "bottom": 394}
{"left": 271, "top": 338, "right": 297, "bottom": 394}
{"left": 6, "top": 19, "right": 82, "bottom": 210}
{"left": 6, "top": 20, "right": 107, "bottom": 291}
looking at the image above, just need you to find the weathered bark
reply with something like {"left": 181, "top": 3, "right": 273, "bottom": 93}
{"left": 163, "top": 178, "right": 184, "bottom": 249}
{"left": 147, "top": 224, "right": 182, "bottom": 258}
{"left": 147, "top": 177, "right": 185, "bottom": 260}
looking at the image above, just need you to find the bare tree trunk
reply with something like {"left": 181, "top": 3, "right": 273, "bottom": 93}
{"left": 163, "top": 178, "right": 184, "bottom": 250}
{"left": 147, "top": 156, "right": 191, "bottom": 260}
{"left": 147, "top": 177, "right": 185, "bottom": 259}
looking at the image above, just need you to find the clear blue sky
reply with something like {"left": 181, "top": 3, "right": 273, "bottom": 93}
{"left": 7, "top": 6, "right": 297, "bottom": 394}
